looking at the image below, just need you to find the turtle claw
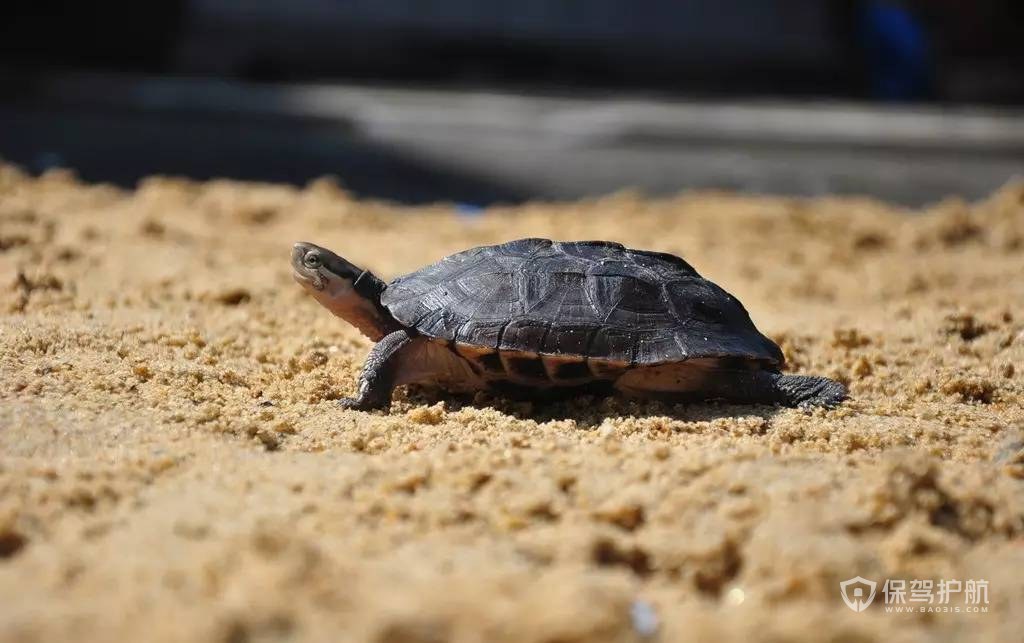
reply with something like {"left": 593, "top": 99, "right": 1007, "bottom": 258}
{"left": 338, "top": 395, "right": 390, "bottom": 412}
{"left": 337, "top": 396, "right": 362, "bottom": 410}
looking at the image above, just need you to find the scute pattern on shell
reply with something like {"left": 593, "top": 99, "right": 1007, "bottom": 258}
{"left": 381, "top": 238, "right": 784, "bottom": 366}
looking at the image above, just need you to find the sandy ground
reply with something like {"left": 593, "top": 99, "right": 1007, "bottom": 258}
{"left": 0, "top": 163, "right": 1022, "bottom": 642}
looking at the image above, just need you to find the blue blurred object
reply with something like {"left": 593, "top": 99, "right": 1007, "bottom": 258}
{"left": 860, "top": 1, "right": 934, "bottom": 101}
{"left": 455, "top": 203, "right": 485, "bottom": 218}
{"left": 32, "top": 152, "right": 65, "bottom": 173}
{"left": 630, "top": 599, "right": 659, "bottom": 637}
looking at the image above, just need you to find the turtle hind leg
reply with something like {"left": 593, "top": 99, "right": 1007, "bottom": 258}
{"left": 339, "top": 329, "right": 415, "bottom": 411}
{"left": 769, "top": 373, "right": 848, "bottom": 408}
{"left": 615, "top": 363, "right": 848, "bottom": 408}
{"left": 700, "top": 370, "right": 848, "bottom": 408}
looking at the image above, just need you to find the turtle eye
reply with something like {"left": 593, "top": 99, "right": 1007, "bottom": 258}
{"left": 303, "top": 252, "right": 322, "bottom": 269}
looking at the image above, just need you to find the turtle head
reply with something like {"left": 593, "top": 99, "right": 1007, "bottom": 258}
{"left": 291, "top": 242, "right": 400, "bottom": 341}
{"left": 291, "top": 242, "right": 362, "bottom": 291}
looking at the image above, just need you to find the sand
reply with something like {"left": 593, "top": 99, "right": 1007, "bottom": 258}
{"left": 0, "top": 162, "right": 1022, "bottom": 642}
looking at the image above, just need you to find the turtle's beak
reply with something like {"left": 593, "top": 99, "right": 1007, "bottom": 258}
{"left": 291, "top": 242, "right": 308, "bottom": 270}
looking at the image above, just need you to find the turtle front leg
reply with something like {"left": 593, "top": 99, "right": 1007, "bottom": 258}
{"left": 339, "top": 329, "right": 415, "bottom": 411}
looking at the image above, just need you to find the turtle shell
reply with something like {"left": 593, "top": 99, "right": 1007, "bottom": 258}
{"left": 380, "top": 238, "right": 784, "bottom": 367}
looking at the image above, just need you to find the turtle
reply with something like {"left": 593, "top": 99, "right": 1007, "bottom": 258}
{"left": 290, "top": 238, "right": 847, "bottom": 411}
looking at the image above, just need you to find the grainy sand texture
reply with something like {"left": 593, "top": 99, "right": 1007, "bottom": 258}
{"left": 1, "top": 163, "right": 1023, "bottom": 642}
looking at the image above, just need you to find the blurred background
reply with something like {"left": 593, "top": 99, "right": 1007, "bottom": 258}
{"left": 1, "top": 0, "right": 1022, "bottom": 206}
